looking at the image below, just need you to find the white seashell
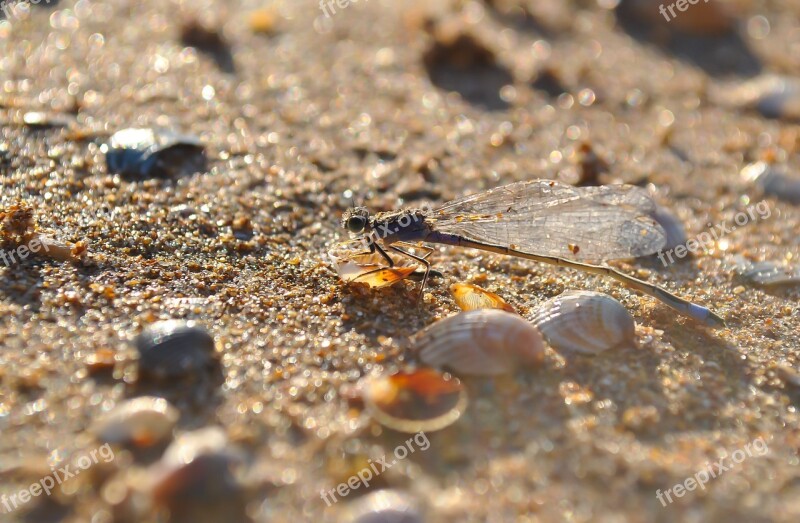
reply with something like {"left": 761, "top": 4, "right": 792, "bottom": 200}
{"left": 741, "top": 161, "right": 800, "bottom": 205}
{"left": 92, "top": 396, "right": 179, "bottom": 446}
{"left": 532, "top": 291, "right": 636, "bottom": 355}
{"left": 413, "top": 309, "right": 544, "bottom": 376}
{"left": 649, "top": 206, "right": 687, "bottom": 252}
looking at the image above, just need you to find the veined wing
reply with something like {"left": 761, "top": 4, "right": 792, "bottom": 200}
{"left": 431, "top": 179, "right": 666, "bottom": 261}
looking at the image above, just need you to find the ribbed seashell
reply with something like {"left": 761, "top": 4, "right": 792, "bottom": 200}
{"left": 344, "top": 490, "right": 424, "bottom": 523}
{"left": 414, "top": 310, "right": 544, "bottom": 376}
{"left": 532, "top": 291, "right": 636, "bottom": 355}
{"left": 450, "top": 282, "right": 516, "bottom": 313}
{"left": 730, "top": 255, "right": 800, "bottom": 287}
{"left": 649, "top": 206, "right": 687, "bottom": 252}
{"left": 359, "top": 368, "right": 467, "bottom": 433}
{"left": 741, "top": 161, "right": 800, "bottom": 205}
{"left": 92, "top": 396, "right": 179, "bottom": 447}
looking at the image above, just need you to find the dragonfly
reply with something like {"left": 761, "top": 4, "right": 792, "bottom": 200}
{"left": 340, "top": 179, "right": 725, "bottom": 328}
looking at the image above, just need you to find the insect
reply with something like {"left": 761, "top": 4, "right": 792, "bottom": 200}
{"left": 340, "top": 179, "right": 725, "bottom": 327}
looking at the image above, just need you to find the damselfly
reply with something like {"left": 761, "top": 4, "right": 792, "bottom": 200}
{"left": 340, "top": 179, "right": 725, "bottom": 327}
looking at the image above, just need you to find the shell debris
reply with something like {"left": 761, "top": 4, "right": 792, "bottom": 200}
{"left": 449, "top": 282, "right": 516, "bottom": 313}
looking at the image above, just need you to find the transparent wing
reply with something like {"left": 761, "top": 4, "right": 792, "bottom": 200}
{"left": 431, "top": 179, "right": 666, "bottom": 260}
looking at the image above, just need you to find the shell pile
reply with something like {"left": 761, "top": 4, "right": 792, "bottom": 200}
{"left": 532, "top": 291, "right": 636, "bottom": 355}
{"left": 450, "top": 282, "right": 516, "bottom": 313}
{"left": 414, "top": 309, "right": 544, "bottom": 376}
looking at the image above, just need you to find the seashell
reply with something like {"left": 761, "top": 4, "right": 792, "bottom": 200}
{"left": 730, "top": 255, "right": 800, "bottom": 287}
{"left": 449, "top": 282, "right": 515, "bottom": 313}
{"left": 135, "top": 320, "right": 216, "bottom": 380}
{"left": 104, "top": 128, "right": 206, "bottom": 178}
{"left": 328, "top": 240, "right": 428, "bottom": 289}
{"left": 359, "top": 368, "right": 467, "bottom": 433}
{"left": 649, "top": 206, "right": 687, "bottom": 252}
{"left": 345, "top": 490, "right": 424, "bottom": 523}
{"left": 714, "top": 75, "right": 800, "bottom": 121}
{"left": 532, "top": 291, "right": 636, "bottom": 355}
{"left": 150, "top": 427, "right": 246, "bottom": 522}
{"left": 413, "top": 310, "right": 543, "bottom": 376}
{"left": 92, "top": 396, "right": 179, "bottom": 447}
{"left": 741, "top": 161, "right": 800, "bottom": 205}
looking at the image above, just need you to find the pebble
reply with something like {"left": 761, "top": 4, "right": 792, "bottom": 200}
{"left": 92, "top": 396, "right": 179, "bottom": 447}
{"left": 135, "top": 320, "right": 216, "bottom": 380}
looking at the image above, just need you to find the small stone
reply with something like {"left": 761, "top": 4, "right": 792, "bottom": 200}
{"left": 135, "top": 321, "right": 216, "bottom": 380}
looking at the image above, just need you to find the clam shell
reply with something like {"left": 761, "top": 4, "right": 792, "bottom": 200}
{"left": 92, "top": 396, "right": 179, "bottom": 447}
{"left": 414, "top": 310, "right": 543, "bottom": 376}
{"left": 532, "top": 291, "right": 636, "bottom": 355}
{"left": 359, "top": 368, "right": 467, "bottom": 433}
{"left": 450, "top": 282, "right": 515, "bottom": 313}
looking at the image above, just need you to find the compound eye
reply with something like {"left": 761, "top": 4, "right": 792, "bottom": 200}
{"left": 347, "top": 216, "right": 366, "bottom": 233}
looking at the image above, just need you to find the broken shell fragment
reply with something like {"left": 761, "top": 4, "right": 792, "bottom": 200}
{"left": 413, "top": 310, "right": 544, "bottom": 376}
{"left": 328, "top": 240, "right": 421, "bottom": 289}
{"left": 450, "top": 282, "right": 515, "bottom": 313}
{"left": 92, "top": 396, "right": 179, "bottom": 447}
{"left": 359, "top": 368, "right": 467, "bottom": 433}
{"left": 532, "top": 291, "right": 636, "bottom": 355}
{"left": 104, "top": 128, "right": 206, "bottom": 178}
